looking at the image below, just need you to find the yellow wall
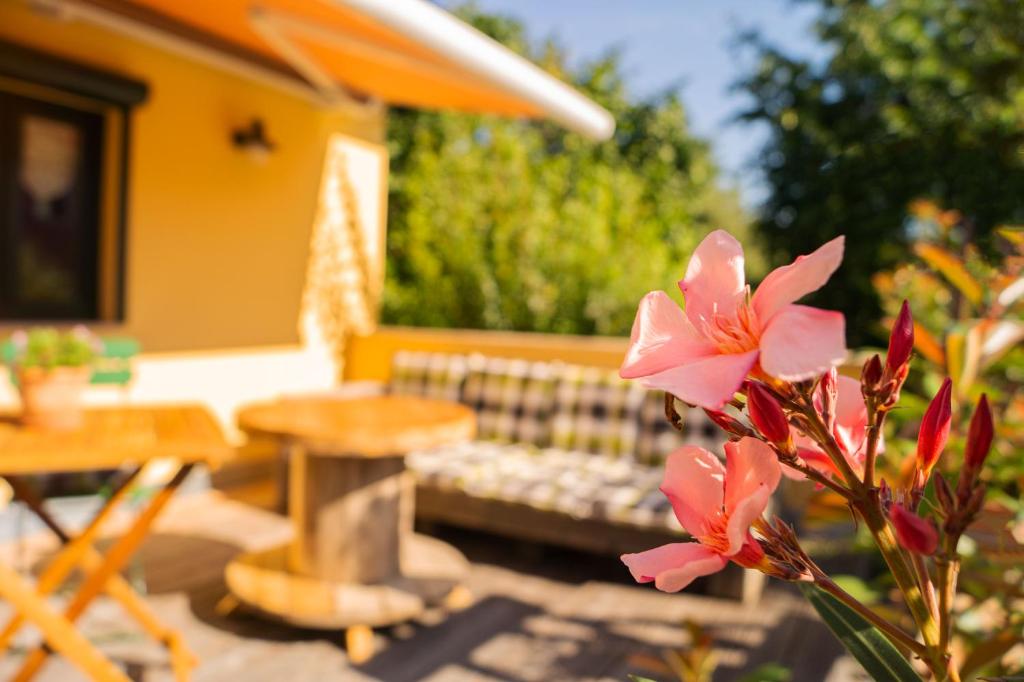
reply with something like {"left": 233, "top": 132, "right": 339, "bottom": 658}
{"left": 0, "top": 1, "right": 386, "bottom": 352}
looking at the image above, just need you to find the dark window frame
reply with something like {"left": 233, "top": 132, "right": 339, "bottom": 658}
{"left": 0, "top": 40, "right": 147, "bottom": 322}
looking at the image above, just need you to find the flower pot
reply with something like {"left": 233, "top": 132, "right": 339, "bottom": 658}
{"left": 17, "top": 366, "right": 91, "bottom": 430}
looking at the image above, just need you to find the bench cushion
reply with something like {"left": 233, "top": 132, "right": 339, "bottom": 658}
{"left": 461, "top": 357, "right": 557, "bottom": 446}
{"left": 389, "top": 351, "right": 470, "bottom": 401}
{"left": 550, "top": 365, "right": 646, "bottom": 458}
{"left": 409, "top": 441, "right": 679, "bottom": 532}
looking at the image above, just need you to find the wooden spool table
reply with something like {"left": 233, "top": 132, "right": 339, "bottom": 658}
{"left": 228, "top": 395, "right": 476, "bottom": 662}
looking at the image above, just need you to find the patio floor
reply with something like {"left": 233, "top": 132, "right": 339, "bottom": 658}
{"left": 0, "top": 492, "right": 858, "bottom": 681}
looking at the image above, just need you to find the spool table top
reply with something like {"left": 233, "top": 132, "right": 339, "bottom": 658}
{"left": 237, "top": 395, "right": 476, "bottom": 457}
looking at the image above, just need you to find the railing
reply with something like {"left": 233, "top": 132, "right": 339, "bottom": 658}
{"left": 343, "top": 325, "right": 629, "bottom": 382}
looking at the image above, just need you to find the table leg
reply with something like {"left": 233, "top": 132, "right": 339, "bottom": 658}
{"left": 1, "top": 471, "right": 198, "bottom": 676}
{"left": 0, "top": 561, "right": 129, "bottom": 682}
{"left": 345, "top": 624, "right": 374, "bottom": 664}
{"left": 0, "top": 470, "right": 140, "bottom": 651}
{"left": 11, "top": 463, "right": 194, "bottom": 682}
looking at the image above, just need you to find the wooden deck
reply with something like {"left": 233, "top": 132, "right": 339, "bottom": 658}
{"left": 0, "top": 492, "right": 855, "bottom": 681}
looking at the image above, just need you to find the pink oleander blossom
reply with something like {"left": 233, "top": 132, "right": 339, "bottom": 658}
{"left": 621, "top": 438, "right": 781, "bottom": 592}
{"left": 620, "top": 230, "right": 847, "bottom": 409}
{"left": 785, "top": 374, "right": 884, "bottom": 481}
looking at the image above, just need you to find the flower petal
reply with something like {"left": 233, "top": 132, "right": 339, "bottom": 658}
{"left": 833, "top": 374, "right": 877, "bottom": 456}
{"left": 620, "top": 291, "right": 715, "bottom": 379}
{"left": 678, "top": 230, "right": 747, "bottom": 327}
{"left": 759, "top": 305, "right": 847, "bottom": 381}
{"left": 751, "top": 236, "right": 845, "bottom": 323}
{"left": 621, "top": 543, "right": 728, "bottom": 592}
{"left": 725, "top": 484, "right": 773, "bottom": 555}
{"left": 834, "top": 375, "right": 867, "bottom": 434}
{"left": 724, "top": 437, "right": 782, "bottom": 516}
{"left": 660, "top": 446, "right": 725, "bottom": 536}
{"left": 637, "top": 350, "right": 759, "bottom": 409}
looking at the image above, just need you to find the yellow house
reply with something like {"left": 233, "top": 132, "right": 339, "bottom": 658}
{"left": 0, "top": 0, "right": 614, "bottom": 433}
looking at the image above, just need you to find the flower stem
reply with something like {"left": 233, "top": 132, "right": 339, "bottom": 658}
{"left": 910, "top": 551, "right": 939, "bottom": 623}
{"left": 784, "top": 459, "right": 854, "bottom": 500}
{"left": 799, "top": 401, "right": 863, "bottom": 490}
{"left": 863, "top": 400, "right": 885, "bottom": 489}
{"left": 936, "top": 537, "right": 960, "bottom": 656}
{"left": 859, "top": 501, "right": 940, "bottom": 648}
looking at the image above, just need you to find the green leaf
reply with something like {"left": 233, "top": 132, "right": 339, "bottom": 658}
{"left": 738, "top": 663, "right": 792, "bottom": 681}
{"left": 627, "top": 676, "right": 659, "bottom": 682}
{"left": 798, "top": 583, "right": 920, "bottom": 682}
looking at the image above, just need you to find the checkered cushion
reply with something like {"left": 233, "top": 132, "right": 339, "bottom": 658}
{"left": 408, "top": 441, "right": 680, "bottom": 532}
{"left": 635, "top": 390, "right": 725, "bottom": 465}
{"left": 550, "top": 365, "right": 646, "bottom": 458}
{"left": 461, "top": 356, "right": 557, "bottom": 446}
{"left": 389, "top": 351, "right": 469, "bottom": 401}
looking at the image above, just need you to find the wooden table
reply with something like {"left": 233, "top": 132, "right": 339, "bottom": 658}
{"left": 227, "top": 395, "right": 476, "bottom": 662}
{"left": 0, "top": 404, "right": 229, "bottom": 682}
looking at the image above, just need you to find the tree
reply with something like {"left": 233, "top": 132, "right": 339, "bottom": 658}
{"left": 739, "top": 0, "right": 1024, "bottom": 344}
{"left": 382, "top": 5, "right": 757, "bottom": 336}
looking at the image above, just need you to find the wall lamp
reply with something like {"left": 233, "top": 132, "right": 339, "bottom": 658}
{"left": 232, "top": 118, "right": 275, "bottom": 162}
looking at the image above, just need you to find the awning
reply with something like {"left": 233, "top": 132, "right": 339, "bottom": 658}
{"left": 51, "top": 0, "right": 615, "bottom": 140}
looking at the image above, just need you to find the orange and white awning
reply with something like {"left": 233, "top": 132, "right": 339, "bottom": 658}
{"left": 51, "top": 0, "right": 615, "bottom": 139}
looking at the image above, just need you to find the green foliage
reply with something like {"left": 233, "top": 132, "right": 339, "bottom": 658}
{"left": 8, "top": 327, "right": 97, "bottom": 370}
{"left": 737, "top": 664, "right": 792, "bottom": 682}
{"left": 739, "top": 0, "right": 1024, "bottom": 344}
{"left": 874, "top": 207, "right": 1024, "bottom": 678}
{"left": 874, "top": 206, "right": 1024, "bottom": 496}
{"left": 383, "top": 4, "right": 757, "bottom": 336}
{"left": 798, "top": 583, "right": 921, "bottom": 682}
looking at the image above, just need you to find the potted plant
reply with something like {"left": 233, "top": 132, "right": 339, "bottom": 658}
{"left": 8, "top": 327, "right": 99, "bottom": 430}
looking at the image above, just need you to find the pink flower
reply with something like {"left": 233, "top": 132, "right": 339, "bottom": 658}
{"left": 784, "top": 375, "right": 880, "bottom": 481}
{"left": 621, "top": 437, "right": 781, "bottom": 592}
{"left": 620, "top": 230, "right": 847, "bottom": 409}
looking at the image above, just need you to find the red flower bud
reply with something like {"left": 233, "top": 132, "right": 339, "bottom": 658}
{"left": 861, "top": 354, "right": 883, "bottom": 394}
{"left": 958, "top": 394, "right": 994, "bottom": 503}
{"left": 878, "top": 478, "right": 893, "bottom": 509}
{"left": 890, "top": 503, "right": 938, "bottom": 555}
{"left": 964, "top": 394, "right": 993, "bottom": 470}
{"left": 819, "top": 367, "right": 838, "bottom": 428}
{"left": 820, "top": 367, "right": 838, "bottom": 401}
{"left": 703, "top": 409, "right": 754, "bottom": 439}
{"left": 886, "top": 300, "right": 914, "bottom": 374}
{"left": 747, "top": 383, "right": 790, "bottom": 444}
{"left": 916, "top": 378, "right": 953, "bottom": 474}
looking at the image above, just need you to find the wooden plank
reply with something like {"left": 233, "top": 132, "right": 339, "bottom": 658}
{"left": 0, "top": 404, "right": 229, "bottom": 474}
{"left": 0, "top": 493, "right": 846, "bottom": 681}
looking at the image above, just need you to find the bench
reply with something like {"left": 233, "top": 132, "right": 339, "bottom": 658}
{"left": 385, "top": 350, "right": 766, "bottom": 603}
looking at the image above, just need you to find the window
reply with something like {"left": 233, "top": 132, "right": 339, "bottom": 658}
{"left": 0, "top": 41, "right": 147, "bottom": 321}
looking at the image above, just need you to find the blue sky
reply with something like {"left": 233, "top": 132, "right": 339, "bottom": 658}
{"left": 442, "top": 1, "right": 828, "bottom": 205}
